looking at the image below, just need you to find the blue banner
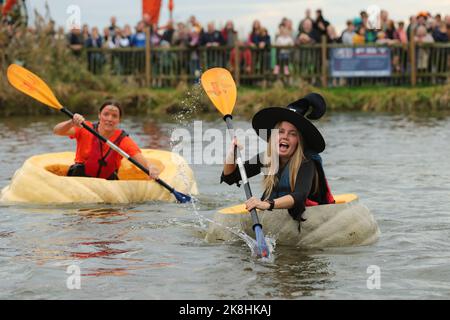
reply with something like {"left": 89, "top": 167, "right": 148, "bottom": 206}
{"left": 330, "top": 47, "right": 392, "bottom": 77}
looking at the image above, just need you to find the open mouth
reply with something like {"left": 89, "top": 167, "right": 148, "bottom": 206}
{"left": 279, "top": 142, "right": 290, "bottom": 152}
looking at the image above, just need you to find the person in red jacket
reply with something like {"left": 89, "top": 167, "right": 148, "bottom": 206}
{"left": 221, "top": 93, "right": 334, "bottom": 224}
{"left": 53, "top": 100, "right": 160, "bottom": 180}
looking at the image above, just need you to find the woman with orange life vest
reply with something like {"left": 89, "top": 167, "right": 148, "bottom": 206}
{"left": 53, "top": 100, "right": 160, "bottom": 180}
{"left": 221, "top": 93, "right": 334, "bottom": 224}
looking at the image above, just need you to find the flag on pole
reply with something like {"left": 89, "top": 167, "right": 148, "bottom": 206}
{"left": 142, "top": 0, "right": 162, "bottom": 25}
{"left": 168, "top": 0, "right": 174, "bottom": 19}
{"left": 2, "top": 0, "right": 17, "bottom": 16}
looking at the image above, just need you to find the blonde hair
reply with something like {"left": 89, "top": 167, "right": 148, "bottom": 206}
{"left": 262, "top": 122, "right": 305, "bottom": 200}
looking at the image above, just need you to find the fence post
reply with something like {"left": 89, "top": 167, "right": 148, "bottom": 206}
{"left": 409, "top": 28, "right": 416, "bottom": 86}
{"left": 321, "top": 35, "right": 328, "bottom": 87}
{"left": 234, "top": 34, "right": 240, "bottom": 86}
{"left": 145, "top": 27, "right": 151, "bottom": 87}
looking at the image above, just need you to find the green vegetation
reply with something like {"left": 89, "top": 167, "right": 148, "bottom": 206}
{"left": 1, "top": 16, "right": 448, "bottom": 118}
{"left": 235, "top": 84, "right": 450, "bottom": 117}
{"left": 0, "top": 14, "right": 124, "bottom": 116}
{"left": 2, "top": 82, "right": 448, "bottom": 118}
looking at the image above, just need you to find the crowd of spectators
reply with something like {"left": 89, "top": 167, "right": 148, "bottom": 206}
{"left": 3, "top": 8, "right": 448, "bottom": 51}
{"left": 2, "top": 7, "right": 448, "bottom": 78}
{"left": 60, "top": 9, "right": 449, "bottom": 51}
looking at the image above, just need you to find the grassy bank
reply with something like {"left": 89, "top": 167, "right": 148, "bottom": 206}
{"left": 1, "top": 82, "right": 448, "bottom": 118}
{"left": 234, "top": 84, "right": 450, "bottom": 117}
{"left": 1, "top": 18, "right": 448, "bottom": 118}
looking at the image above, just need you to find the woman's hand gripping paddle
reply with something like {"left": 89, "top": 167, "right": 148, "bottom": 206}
{"left": 201, "top": 67, "right": 270, "bottom": 258}
{"left": 6, "top": 64, "right": 191, "bottom": 203}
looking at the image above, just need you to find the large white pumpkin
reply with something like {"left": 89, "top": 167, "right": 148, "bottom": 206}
{"left": 0, "top": 149, "right": 198, "bottom": 204}
{"left": 205, "top": 194, "right": 380, "bottom": 248}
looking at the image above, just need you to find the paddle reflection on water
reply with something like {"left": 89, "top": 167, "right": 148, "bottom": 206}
{"left": 67, "top": 206, "right": 142, "bottom": 269}
{"left": 76, "top": 207, "right": 138, "bottom": 225}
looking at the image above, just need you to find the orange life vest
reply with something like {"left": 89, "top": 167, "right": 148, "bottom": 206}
{"left": 83, "top": 123, "right": 128, "bottom": 180}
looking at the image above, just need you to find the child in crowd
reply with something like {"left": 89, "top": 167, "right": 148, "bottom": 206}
{"left": 274, "top": 25, "right": 294, "bottom": 76}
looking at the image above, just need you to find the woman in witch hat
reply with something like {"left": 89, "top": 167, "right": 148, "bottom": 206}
{"left": 221, "top": 93, "right": 334, "bottom": 223}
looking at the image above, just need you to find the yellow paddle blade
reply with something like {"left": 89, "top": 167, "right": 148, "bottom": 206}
{"left": 201, "top": 68, "right": 237, "bottom": 116}
{"left": 7, "top": 64, "right": 63, "bottom": 110}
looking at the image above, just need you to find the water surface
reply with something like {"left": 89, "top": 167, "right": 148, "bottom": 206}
{"left": 1, "top": 112, "right": 449, "bottom": 299}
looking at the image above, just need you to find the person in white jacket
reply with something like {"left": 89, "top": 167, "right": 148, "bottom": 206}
{"left": 274, "top": 25, "right": 295, "bottom": 76}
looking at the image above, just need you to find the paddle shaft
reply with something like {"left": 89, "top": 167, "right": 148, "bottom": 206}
{"left": 223, "top": 115, "right": 262, "bottom": 231}
{"left": 60, "top": 107, "right": 175, "bottom": 193}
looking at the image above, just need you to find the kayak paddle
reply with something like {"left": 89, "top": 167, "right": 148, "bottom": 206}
{"left": 6, "top": 64, "right": 191, "bottom": 203}
{"left": 201, "top": 67, "right": 270, "bottom": 258}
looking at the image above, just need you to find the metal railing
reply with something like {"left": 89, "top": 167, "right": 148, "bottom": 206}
{"left": 84, "top": 38, "right": 450, "bottom": 88}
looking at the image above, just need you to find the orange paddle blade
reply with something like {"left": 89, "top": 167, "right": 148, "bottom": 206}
{"left": 201, "top": 68, "right": 237, "bottom": 116}
{"left": 7, "top": 64, "right": 63, "bottom": 110}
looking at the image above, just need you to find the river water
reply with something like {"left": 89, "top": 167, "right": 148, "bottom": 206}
{"left": 0, "top": 112, "right": 450, "bottom": 300}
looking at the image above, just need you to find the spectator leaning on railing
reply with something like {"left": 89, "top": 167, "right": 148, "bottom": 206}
{"left": 159, "top": 19, "right": 175, "bottom": 46}
{"left": 82, "top": 24, "right": 90, "bottom": 43}
{"left": 415, "top": 25, "right": 435, "bottom": 72}
{"left": 172, "top": 22, "right": 189, "bottom": 46}
{"left": 416, "top": 11, "right": 428, "bottom": 29}
{"left": 85, "top": 27, "right": 105, "bottom": 73}
{"left": 341, "top": 20, "right": 356, "bottom": 44}
{"left": 298, "top": 8, "right": 313, "bottom": 35}
{"left": 258, "top": 27, "right": 271, "bottom": 49}
{"left": 123, "top": 24, "right": 133, "bottom": 42}
{"left": 68, "top": 27, "right": 83, "bottom": 56}
{"left": 130, "top": 21, "right": 146, "bottom": 48}
{"left": 103, "top": 27, "right": 117, "bottom": 48}
{"left": 396, "top": 21, "right": 408, "bottom": 44}
{"left": 149, "top": 23, "right": 161, "bottom": 46}
{"left": 115, "top": 28, "right": 131, "bottom": 47}
{"left": 109, "top": 16, "right": 118, "bottom": 39}
{"left": 407, "top": 15, "right": 417, "bottom": 40}
{"left": 222, "top": 20, "right": 252, "bottom": 74}
{"left": 376, "top": 30, "right": 398, "bottom": 45}
{"left": 188, "top": 15, "right": 203, "bottom": 34}
{"left": 248, "top": 20, "right": 262, "bottom": 47}
{"left": 356, "top": 10, "right": 376, "bottom": 43}
{"left": 200, "top": 22, "right": 225, "bottom": 47}
{"left": 222, "top": 20, "right": 238, "bottom": 47}
{"left": 314, "top": 9, "right": 329, "bottom": 39}
{"left": 352, "top": 25, "right": 366, "bottom": 44}
{"left": 245, "top": 20, "right": 271, "bottom": 74}
{"left": 432, "top": 20, "right": 448, "bottom": 42}
{"left": 280, "top": 17, "right": 294, "bottom": 39}
{"left": 385, "top": 20, "right": 398, "bottom": 41}
{"left": 274, "top": 23, "right": 294, "bottom": 76}
{"left": 326, "top": 25, "right": 339, "bottom": 43}
{"left": 188, "top": 25, "right": 201, "bottom": 81}
{"left": 85, "top": 27, "right": 103, "bottom": 48}
{"left": 297, "top": 19, "right": 320, "bottom": 44}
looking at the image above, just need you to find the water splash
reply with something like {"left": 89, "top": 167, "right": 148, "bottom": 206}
{"left": 202, "top": 214, "right": 277, "bottom": 262}
{"left": 172, "top": 84, "right": 204, "bottom": 125}
{"left": 168, "top": 135, "right": 276, "bottom": 260}
{"left": 168, "top": 84, "right": 276, "bottom": 261}
{"left": 169, "top": 83, "right": 206, "bottom": 227}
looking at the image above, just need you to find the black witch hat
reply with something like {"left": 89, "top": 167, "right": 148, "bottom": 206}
{"left": 252, "top": 93, "right": 327, "bottom": 153}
